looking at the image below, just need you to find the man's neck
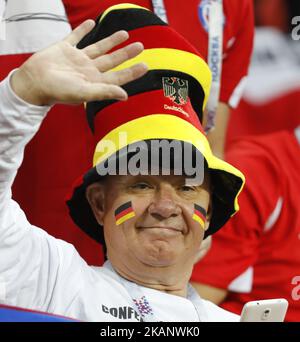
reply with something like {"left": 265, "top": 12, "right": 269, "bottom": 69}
{"left": 107, "top": 256, "right": 193, "bottom": 298}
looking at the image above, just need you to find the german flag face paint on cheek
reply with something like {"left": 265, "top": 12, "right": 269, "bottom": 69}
{"left": 192, "top": 204, "right": 207, "bottom": 230}
{"left": 115, "top": 201, "right": 135, "bottom": 226}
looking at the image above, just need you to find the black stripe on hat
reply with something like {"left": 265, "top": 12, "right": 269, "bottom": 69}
{"left": 86, "top": 70, "right": 205, "bottom": 132}
{"left": 77, "top": 8, "right": 167, "bottom": 49}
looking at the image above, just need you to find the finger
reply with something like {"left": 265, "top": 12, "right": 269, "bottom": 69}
{"left": 101, "top": 63, "right": 148, "bottom": 86}
{"left": 80, "top": 83, "right": 128, "bottom": 102}
{"left": 94, "top": 42, "right": 144, "bottom": 73}
{"left": 82, "top": 30, "right": 129, "bottom": 59}
{"left": 64, "top": 19, "right": 95, "bottom": 46}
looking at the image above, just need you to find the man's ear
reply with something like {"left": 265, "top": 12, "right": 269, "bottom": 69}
{"left": 86, "top": 182, "right": 105, "bottom": 225}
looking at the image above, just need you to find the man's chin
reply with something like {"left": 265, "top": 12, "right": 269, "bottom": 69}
{"left": 138, "top": 246, "right": 181, "bottom": 268}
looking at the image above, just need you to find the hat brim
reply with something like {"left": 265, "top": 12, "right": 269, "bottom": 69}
{"left": 66, "top": 115, "right": 244, "bottom": 244}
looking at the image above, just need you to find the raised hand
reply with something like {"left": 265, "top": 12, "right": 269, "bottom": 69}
{"left": 11, "top": 20, "right": 148, "bottom": 106}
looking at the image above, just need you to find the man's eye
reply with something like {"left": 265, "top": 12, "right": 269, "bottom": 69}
{"left": 180, "top": 185, "right": 196, "bottom": 192}
{"left": 131, "top": 183, "right": 152, "bottom": 190}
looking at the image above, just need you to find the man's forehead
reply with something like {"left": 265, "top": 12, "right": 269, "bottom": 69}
{"left": 102, "top": 172, "right": 209, "bottom": 187}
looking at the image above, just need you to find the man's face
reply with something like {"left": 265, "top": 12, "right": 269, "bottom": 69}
{"left": 88, "top": 173, "right": 210, "bottom": 268}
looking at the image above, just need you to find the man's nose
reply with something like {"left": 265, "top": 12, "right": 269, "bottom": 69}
{"left": 148, "top": 187, "right": 181, "bottom": 219}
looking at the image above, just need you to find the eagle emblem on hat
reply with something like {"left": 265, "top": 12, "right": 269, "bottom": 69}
{"left": 162, "top": 77, "right": 189, "bottom": 105}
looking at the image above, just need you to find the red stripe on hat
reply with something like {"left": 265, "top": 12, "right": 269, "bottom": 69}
{"left": 109, "top": 25, "right": 204, "bottom": 59}
{"left": 93, "top": 89, "right": 204, "bottom": 143}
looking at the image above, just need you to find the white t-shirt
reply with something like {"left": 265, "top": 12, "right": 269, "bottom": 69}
{"left": 0, "top": 72, "right": 239, "bottom": 322}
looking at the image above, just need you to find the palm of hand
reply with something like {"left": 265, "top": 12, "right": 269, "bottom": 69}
{"left": 12, "top": 20, "right": 147, "bottom": 106}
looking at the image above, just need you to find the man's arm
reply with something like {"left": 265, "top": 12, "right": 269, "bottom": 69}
{"left": 0, "top": 72, "right": 55, "bottom": 309}
{"left": 0, "top": 20, "right": 147, "bottom": 312}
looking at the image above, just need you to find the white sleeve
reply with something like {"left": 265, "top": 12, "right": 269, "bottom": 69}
{"left": 0, "top": 71, "right": 87, "bottom": 316}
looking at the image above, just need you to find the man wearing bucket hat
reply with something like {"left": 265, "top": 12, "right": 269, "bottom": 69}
{"left": 0, "top": 5, "right": 244, "bottom": 321}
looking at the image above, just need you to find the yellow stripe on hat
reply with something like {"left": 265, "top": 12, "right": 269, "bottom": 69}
{"left": 116, "top": 211, "right": 136, "bottom": 226}
{"left": 110, "top": 48, "right": 212, "bottom": 111}
{"left": 99, "top": 3, "right": 150, "bottom": 23}
{"left": 192, "top": 213, "right": 205, "bottom": 229}
{"left": 93, "top": 114, "right": 209, "bottom": 166}
{"left": 93, "top": 114, "right": 245, "bottom": 213}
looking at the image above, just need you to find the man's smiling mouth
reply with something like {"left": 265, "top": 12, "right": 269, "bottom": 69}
{"left": 138, "top": 226, "right": 184, "bottom": 235}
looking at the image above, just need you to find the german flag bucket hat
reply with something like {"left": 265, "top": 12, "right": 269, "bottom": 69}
{"left": 66, "top": 3, "right": 245, "bottom": 244}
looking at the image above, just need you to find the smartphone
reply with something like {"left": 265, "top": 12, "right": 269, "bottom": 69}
{"left": 240, "top": 299, "right": 289, "bottom": 322}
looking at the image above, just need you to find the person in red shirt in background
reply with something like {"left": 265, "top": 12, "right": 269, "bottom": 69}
{"left": 191, "top": 0, "right": 300, "bottom": 321}
{"left": 192, "top": 127, "right": 300, "bottom": 321}
{"left": 1, "top": 1, "right": 254, "bottom": 267}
